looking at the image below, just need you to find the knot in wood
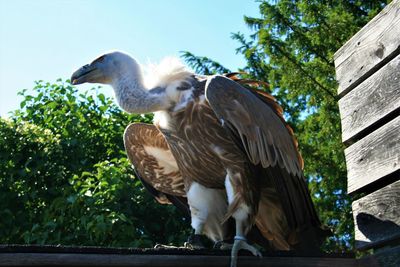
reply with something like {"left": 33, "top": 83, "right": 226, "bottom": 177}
{"left": 374, "top": 43, "right": 385, "bottom": 59}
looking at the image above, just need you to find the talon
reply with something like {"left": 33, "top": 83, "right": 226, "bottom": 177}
{"left": 183, "top": 242, "right": 194, "bottom": 249}
{"left": 154, "top": 244, "right": 180, "bottom": 249}
{"left": 214, "top": 240, "right": 233, "bottom": 250}
{"left": 185, "top": 234, "right": 205, "bottom": 249}
{"left": 230, "top": 237, "right": 262, "bottom": 267}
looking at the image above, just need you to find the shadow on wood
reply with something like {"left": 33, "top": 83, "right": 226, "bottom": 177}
{"left": 356, "top": 213, "right": 400, "bottom": 250}
{"left": 352, "top": 180, "right": 400, "bottom": 250}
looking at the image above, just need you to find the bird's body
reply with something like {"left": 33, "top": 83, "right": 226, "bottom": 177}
{"left": 155, "top": 75, "right": 239, "bottom": 190}
{"left": 71, "top": 52, "right": 329, "bottom": 266}
{"left": 153, "top": 74, "right": 257, "bottom": 243}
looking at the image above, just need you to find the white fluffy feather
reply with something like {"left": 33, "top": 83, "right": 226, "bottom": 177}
{"left": 149, "top": 57, "right": 195, "bottom": 129}
{"left": 187, "top": 182, "right": 228, "bottom": 241}
{"left": 143, "top": 57, "right": 193, "bottom": 89}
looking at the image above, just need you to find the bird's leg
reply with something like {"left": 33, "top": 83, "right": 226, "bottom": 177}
{"left": 230, "top": 217, "right": 262, "bottom": 267}
{"left": 184, "top": 183, "right": 210, "bottom": 249}
{"left": 225, "top": 174, "right": 262, "bottom": 267}
{"left": 183, "top": 223, "right": 206, "bottom": 249}
{"left": 185, "top": 182, "right": 231, "bottom": 249}
{"left": 213, "top": 218, "right": 235, "bottom": 250}
{"left": 154, "top": 208, "right": 205, "bottom": 249}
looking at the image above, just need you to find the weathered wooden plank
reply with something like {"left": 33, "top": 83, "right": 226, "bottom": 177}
{"left": 357, "top": 246, "right": 400, "bottom": 267}
{"left": 338, "top": 54, "right": 400, "bottom": 144}
{"left": 0, "top": 253, "right": 358, "bottom": 267}
{"left": 345, "top": 116, "right": 400, "bottom": 194}
{"left": 334, "top": 0, "right": 400, "bottom": 97}
{"left": 352, "top": 180, "right": 400, "bottom": 250}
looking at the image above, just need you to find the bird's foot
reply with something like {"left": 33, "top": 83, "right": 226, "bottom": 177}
{"left": 154, "top": 244, "right": 180, "bottom": 249}
{"left": 154, "top": 234, "right": 205, "bottom": 250}
{"left": 230, "top": 235, "right": 262, "bottom": 267}
{"left": 183, "top": 234, "right": 205, "bottom": 249}
{"left": 213, "top": 239, "right": 233, "bottom": 250}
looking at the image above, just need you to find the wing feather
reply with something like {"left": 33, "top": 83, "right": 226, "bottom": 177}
{"left": 123, "top": 123, "right": 186, "bottom": 201}
{"left": 205, "top": 75, "right": 327, "bottom": 239}
{"left": 205, "top": 75, "right": 302, "bottom": 177}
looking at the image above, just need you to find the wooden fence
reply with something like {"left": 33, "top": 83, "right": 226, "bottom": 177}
{"left": 334, "top": 0, "right": 400, "bottom": 265}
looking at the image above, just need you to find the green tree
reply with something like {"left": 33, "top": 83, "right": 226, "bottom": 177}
{"left": 183, "top": 0, "right": 389, "bottom": 251}
{"left": 0, "top": 80, "right": 190, "bottom": 246}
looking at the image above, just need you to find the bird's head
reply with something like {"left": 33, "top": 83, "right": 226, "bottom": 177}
{"left": 71, "top": 51, "right": 139, "bottom": 85}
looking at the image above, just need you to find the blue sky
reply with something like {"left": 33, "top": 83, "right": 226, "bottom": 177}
{"left": 0, "top": 0, "right": 260, "bottom": 116}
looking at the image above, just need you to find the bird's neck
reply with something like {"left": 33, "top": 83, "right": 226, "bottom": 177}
{"left": 112, "top": 74, "right": 170, "bottom": 114}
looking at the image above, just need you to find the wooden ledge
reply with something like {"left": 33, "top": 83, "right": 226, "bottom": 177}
{"left": 0, "top": 245, "right": 357, "bottom": 267}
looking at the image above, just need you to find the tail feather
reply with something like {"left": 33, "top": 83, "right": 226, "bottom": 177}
{"left": 255, "top": 188, "right": 291, "bottom": 250}
{"left": 254, "top": 185, "right": 331, "bottom": 252}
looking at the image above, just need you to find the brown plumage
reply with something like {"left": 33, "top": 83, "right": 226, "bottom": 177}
{"left": 123, "top": 123, "right": 184, "bottom": 199}
{"left": 124, "top": 74, "right": 327, "bottom": 251}
{"left": 71, "top": 52, "right": 330, "bottom": 267}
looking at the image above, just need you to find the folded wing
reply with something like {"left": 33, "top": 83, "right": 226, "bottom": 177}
{"left": 124, "top": 123, "right": 188, "bottom": 214}
{"left": 205, "top": 75, "right": 322, "bottom": 233}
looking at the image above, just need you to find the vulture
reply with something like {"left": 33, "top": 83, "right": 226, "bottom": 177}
{"left": 71, "top": 51, "right": 329, "bottom": 267}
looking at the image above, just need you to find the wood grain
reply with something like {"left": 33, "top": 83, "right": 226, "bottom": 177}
{"left": 352, "top": 180, "right": 400, "bottom": 250}
{"left": 0, "top": 253, "right": 359, "bottom": 267}
{"left": 338, "top": 54, "right": 400, "bottom": 144}
{"left": 334, "top": 0, "right": 400, "bottom": 97}
{"left": 345, "top": 116, "right": 400, "bottom": 194}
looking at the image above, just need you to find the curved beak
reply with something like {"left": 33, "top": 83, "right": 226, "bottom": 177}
{"left": 71, "top": 63, "right": 97, "bottom": 85}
